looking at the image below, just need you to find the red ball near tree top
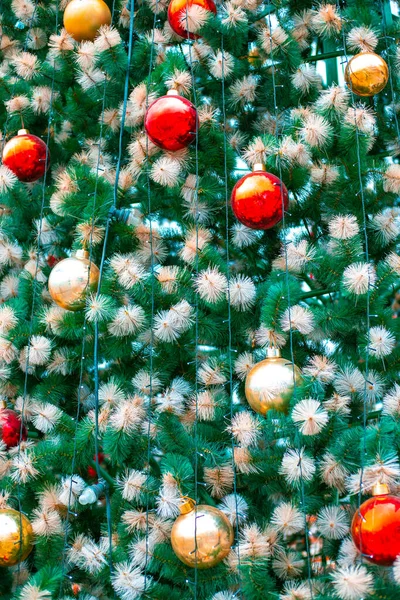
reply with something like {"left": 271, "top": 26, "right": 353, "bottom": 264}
{"left": 145, "top": 91, "right": 198, "bottom": 152}
{"left": 231, "top": 164, "right": 288, "bottom": 230}
{"left": 2, "top": 129, "right": 49, "bottom": 183}
{"left": 351, "top": 484, "right": 400, "bottom": 566}
{"left": 0, "top": 408, "right": 27, "bottom": 448}
{"left": 167, "top": 0, "right": 216, "bottom": 39}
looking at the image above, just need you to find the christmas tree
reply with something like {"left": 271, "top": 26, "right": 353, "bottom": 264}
{"left": 0, "top": 0, "right": 400, "bottom": 598}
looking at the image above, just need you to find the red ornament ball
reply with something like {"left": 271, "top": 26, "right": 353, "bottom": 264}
{"left": 87, "top": 453, "right": 105, "bottom": 479}
{"left": 351, "top": 490, "right": 400, "bottom": 566}
{"left": 0, "top": 408, "right": 27, "bottom": 448}
{"left": 47, "top": 254, "right": 59, "bottom": 268}
{"left": 2, "top": 129, "right": 49, "bottom": 183}
{"left": 231, "top": 166, "right": 288, "bottom": 230}
{"left": 167, "top": 0, "right": 216, "bottom": 39}
{"left": 145, "top": 92, "right": 198, "bottom": 152}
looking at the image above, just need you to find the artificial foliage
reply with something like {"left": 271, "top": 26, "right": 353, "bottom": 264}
{"left": 0, "top": 0, "right": 399, "bottom": 599}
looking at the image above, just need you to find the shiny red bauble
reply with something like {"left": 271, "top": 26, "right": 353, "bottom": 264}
{"left": 167, "top": 0, "right": 216, "bottom": 39}
{"left": 231, "top": 165, "right": 288, "bottom": 230}
{"left": 0, "top": 408, "right": 27, "bottom": 448}
{"left": 351, "top": 489, "right": 400, "bottom": 566}
{"left": 2, "top": 129, "right": 49, "bottom": 183}
{"left": 145, "top": 91, "right": 198, "bottom": 152}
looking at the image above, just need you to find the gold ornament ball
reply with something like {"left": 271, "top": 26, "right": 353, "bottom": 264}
{"left": 64, "top": 0, "right": 112, "bottom": 42}
{"left": 48, "top": 250, "right": 100, "bottom": 311}
{"left": 344, "top": 51, "right": 389, "bottom": 97}
{"left": 248, "top": 46, "right": 262, "bottom": 68}
{"left": 171, "top": 499, "right": 234, "bottom": 569}
{"left": 245, "top": 348, "right": 302, "bottom": 416}
{"left": 0, "top": 509, "right": 34, "bottom": 567}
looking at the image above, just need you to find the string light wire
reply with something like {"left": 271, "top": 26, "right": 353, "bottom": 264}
{"left": 336, "top": 0, "right": 372, "bottom": 560}
{"left": 380, "top": 0, "right": 400, "bottom": 143}
{"left": 184, "top": 9, "right": 200, "bottom": 596}
{"left": 0, "top": 0, "right": 42, "bottom": 151}
{"left": 266, "top": 2, "right": 314, "bottom": 595}
{"left": 221, "top": 35, "right": 242, "bottom": 590}
{"left": 89, "top": 0, "right": 136, "bottom": 572}
{"left": 15, "top": 0, "right": 60, "bottom": 579}
{"left": 59, "top": 0, "right": 121, "bottom": 587}
{"left": 59, "top": 73, "right": 110, "bottom": 589}
{"left": 143, "top": 2, "right": 158, "bottom": 591}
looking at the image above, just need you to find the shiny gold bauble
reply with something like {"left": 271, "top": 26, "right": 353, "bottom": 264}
{"left": 0, "top": 509, "right": 34, "bottom": 567}
{"left": 64, "top": 0, "right": 112, "bottom": 42}
{"left": 245, "top": 348, "right": 302, "bottom": 416}
{"left": 171, "top": 498, "right": 234, "bottom": 569}
{"left": 48, "top": 249, "right": 100, "bottom": 311}
{"left": 344, "top": 51, "right": 389, "bottom": 97}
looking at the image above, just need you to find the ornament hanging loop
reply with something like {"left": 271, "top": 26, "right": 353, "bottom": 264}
{"left": 266, "top": 346, "right": 281, "bottom": 358}
{"left": 179, "top": 496, "right": 196, "bottom": 514}
{"left": 372, "top": 482, "right": 389, "bottom": 496}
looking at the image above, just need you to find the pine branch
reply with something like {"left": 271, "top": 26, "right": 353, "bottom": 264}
{"left": 300, "top": 288, "right": 336, "bottom": 299}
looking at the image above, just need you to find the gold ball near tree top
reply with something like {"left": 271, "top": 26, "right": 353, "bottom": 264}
{"left": 344, "top": 51, "right": 389, "bottom": 97}
{"left": 171, "top": 498, "right": 234, "bottom": 569}
{"left": 245, "top": 348, "right": 302, "bottom": 416}
{"left": 63, "top": 0, "right": 112, "bottom": 42}
{"left": 48, "top": 249, "right": 100, "bottom": 311}
{"left": 0, "top": 508, "right": 34, "bottom": 567}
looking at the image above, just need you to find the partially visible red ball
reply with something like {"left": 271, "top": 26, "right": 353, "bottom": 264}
{"left": 0, "top": 408, "right": 27, "bottom": 448}
{"left": 47, "top": 254, "right": 59, "bottom": 268}
{"left": 145, "top": 92, "right": 198, "bottom": 152}
{"left": 167, "top": 0, "right": 216, "bottom": 39}
{"left": 351, "top": 492, "right": 400, "bottom": 565}
{"left": 87, "top": 452, "right": 105, "bottom": 479}
{"left": 2, "top": 130, "right": 49, "bottom": 183}
{"left": 87, "top": 465, "right": 97, "bottom": 479}
{"left": 231, "top": 167, "right": 288, "bottom": 230}
{"left": 71, "top": 583, "right": 82, "bottom": 597}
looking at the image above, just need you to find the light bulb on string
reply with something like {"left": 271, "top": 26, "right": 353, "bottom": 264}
{"left": 79, "top": 479, "right": 108, "bottom": 506}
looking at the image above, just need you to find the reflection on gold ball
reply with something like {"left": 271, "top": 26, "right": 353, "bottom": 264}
{"left": 245, "top": 348, "right": 302, "bottom": 416}
{"left": 64, "top": 0, "right": 111, "bottom": 42}
{"left": 344, "top": 51, "right": 389, "bottom": 97}
{"left": 48, "top": 250, "right": 99, "bottom": 311}
{"left": 248, "top": 46, "right": 262, "bottom": 67}
{"left": 171, "top": 499, "right": 234, "bottom": 569}
{"left": 0, "top": 509, "right": 34, "bottom": 567}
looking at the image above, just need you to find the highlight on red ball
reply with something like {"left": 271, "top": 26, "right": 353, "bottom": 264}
{"left": 167, "top": 0, "right": 217, "bottom": 39}
{"left": 230, "top": 164, "right": 289, "bottom": 230}
{"left": 144, "top": 91, "right": 198, "bottom": 152}
{"left": 2, "top": 129, "right": 50, "bottom": 183}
